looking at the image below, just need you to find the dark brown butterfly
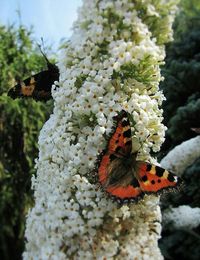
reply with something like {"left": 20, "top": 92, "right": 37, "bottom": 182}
{"left": 8, "top": 51, "right": 59, "bottom": 101}
{"left": 191, "top": 128, "right": 200, "bottom": 134}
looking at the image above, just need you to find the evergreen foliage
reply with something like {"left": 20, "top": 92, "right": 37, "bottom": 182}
{"left": 160, "top": 159, "right": 200, "bottom": 260}
{"left": 160, "top": 19, "right": 200, "bottom": 157}
{"left": 159, "top": 1, "right": 200, "bottom": 259}
{"left": 0, "top": 24, "right": 53, "bottom": 260}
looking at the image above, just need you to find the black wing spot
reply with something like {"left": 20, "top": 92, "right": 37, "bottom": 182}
{"left": 155, "top": 166, "right": 165, "bottom": 177}
{"left": 121, "top": 119, "right": 129, "bottom": 127}
{"left": 109, "top": 154, "right": 117, "bottom": 161}
{"left": 151, "top": 180, "right": 155, "bottom": 184}
{"left": 167, "top": 172, "right": 175, "bottom": 182}
{"left": 125, "top": 140, "right": 132, "bottom": 146}
{"left": 157, "top": 179, "right": 161, "bottom": 183}
{"left": 141, "top": 175, "right": 148, "bottom": 182}
{"left": 123, "top": 129, "right": 131, "bottom": 138}
{"left": 131, "top": 178, "right": 140, "bottom": 188}
{"left": 146, "top": 164, "right": 152, "bottom": 172}
{"left": 115, "top": 146, "right": 122, "bottom": 153}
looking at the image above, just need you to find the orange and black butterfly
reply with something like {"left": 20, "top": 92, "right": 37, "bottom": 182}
{"left": 95, "top": 110, "right": 183, "bottom": 204}
{"left": 8, "top": 53, "right": 59, "bottom": 101}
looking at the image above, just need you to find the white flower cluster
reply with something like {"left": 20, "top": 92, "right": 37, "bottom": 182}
{"left": 161, "top": 136, "right": 200, "bottom": 175}
{"left": 24, "top": 0, "right": 178, "bottom": 259}
{"left": 163, "top": 205, "right": 200, "bottom": 229}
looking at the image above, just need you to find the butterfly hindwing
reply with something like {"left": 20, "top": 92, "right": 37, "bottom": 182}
{"left": 98, "top": 155, "right": 143, "bottom": 203}
{"left": 106, "top": 184, "right": 142, "bottom": 203}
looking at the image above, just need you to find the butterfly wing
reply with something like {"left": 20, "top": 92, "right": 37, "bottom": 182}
{"left": 97, "top": 110, "right": 132, "bottom": 185}
{"left": 191, "top": 128, "right": 200, "bottom": 134}
{"left": 135, "top": 162, "right": 183, "bottom": 194}
{"left": 107, "top": 110, "right": 132, "bottom": 155}
{"left": 8, "top": 65, "right": 59, "bottom": 101}
{"left": 96, "top": 110, "right": 143, "bottom": 203}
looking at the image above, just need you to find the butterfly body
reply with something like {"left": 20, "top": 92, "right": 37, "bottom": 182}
{"left": 104, "top": 152, "right": 137, "bottom": 187}
{"left": 8, "top": 56, "right": 59, "bottom": 101}
{"left": 95, "top": 110, "right": 183, "bottom": 204}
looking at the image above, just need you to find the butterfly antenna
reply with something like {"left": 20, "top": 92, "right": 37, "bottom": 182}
{"left": 37, "top": 39, "right": 51, "bottom": 66}
{"left": 132, "top": 133, "right": 159, "bottom": 159}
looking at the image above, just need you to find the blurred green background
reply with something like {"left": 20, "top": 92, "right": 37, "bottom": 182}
{"left": 0, "top": 0, "right": 200, "bottom": 259}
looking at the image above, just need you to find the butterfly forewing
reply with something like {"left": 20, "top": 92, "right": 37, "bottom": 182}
{"left": 108, "top": 110, "right": 132, "bottom": 156}
{"left": 98, "top": 111, "right": 132, "bottom": 186}
{"left": 135, "top": 162, "right": 182, "bottom": 193}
